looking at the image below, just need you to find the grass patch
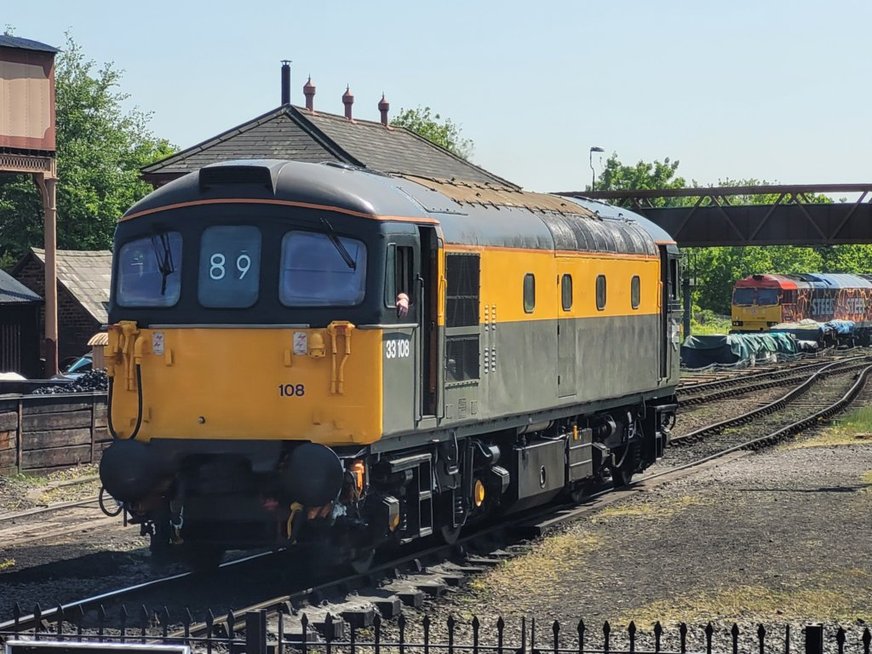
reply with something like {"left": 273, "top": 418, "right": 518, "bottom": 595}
{"left": 623, "top": 575, "right": 872, "bottom": 625}
{"left": 788, "top": 406, "right": 872, "bottom": 449}
{"left": 0, "top": 558, "right": 15, "bottom": 572}
{"left": 595, "top": 495, "right": 705, "bottom": 521}
{"left": 469, "top": 532, "right": 601, "bottom": 594}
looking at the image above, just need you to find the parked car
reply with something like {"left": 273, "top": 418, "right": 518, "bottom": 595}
{"left": 55, "top": 354, "right": 93, "bottom": 380}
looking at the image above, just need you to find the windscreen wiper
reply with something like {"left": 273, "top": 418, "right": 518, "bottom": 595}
{"left": 151, "top": 232, "right": 175, "bottom": 295}
{"left": 320, "top": 217, "right": 356, "bottom": 270}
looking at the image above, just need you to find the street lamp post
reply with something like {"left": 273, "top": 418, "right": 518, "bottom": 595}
{"left": 589, "top": 146, "right": 605, "bottom": 191}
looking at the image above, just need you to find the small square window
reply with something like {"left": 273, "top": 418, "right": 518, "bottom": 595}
{"left": 561, "top": 274, "right": 573, "bottom": 311}
{"left": 524, "top": 274, "right": 535, "bottom": 313}
{"left": 631, "top": 275, "right": 641, "bottom": 309}
{"left": 596, "top": 275, "right": 607, "bottom": 311}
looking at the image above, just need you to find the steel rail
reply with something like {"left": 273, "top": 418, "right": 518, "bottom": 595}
{"left": 678, "top": 357, "right": 872, "bottom": 407}
{"left": 672, "top": 357, "right": 868, "bottom": 444}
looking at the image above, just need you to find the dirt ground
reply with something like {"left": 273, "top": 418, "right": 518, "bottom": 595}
{"left": 418, "top": 414, "right": 872, "bottom": 652}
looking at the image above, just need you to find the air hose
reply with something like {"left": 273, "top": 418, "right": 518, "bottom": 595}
{"left": 107, "top": 363, "right": 143, "bottom": 440}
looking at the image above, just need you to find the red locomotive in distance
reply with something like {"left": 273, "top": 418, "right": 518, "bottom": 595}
{"left": 731, "top": 273, "right": 872, "bottom": 341}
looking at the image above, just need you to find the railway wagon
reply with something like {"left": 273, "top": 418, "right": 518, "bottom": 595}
{"left": 731, "top": 273, "right": 872, "bottom": 342}
{"left": 99, "top": 160, "right": 680, "bottom": 566}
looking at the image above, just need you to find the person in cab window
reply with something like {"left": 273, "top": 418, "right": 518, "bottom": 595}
{"left": 396, "top": 292, "right": 411, "bottom": 319}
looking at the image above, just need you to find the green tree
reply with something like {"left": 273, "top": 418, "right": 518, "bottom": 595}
{"left": 592, "top": 154, "right": 686, "bottom": 204}
{"left": 0, "top": 34, "right": 174, "bottom": 267}
{"left": 391, "top": 106, "right": 473, "bottom": 160}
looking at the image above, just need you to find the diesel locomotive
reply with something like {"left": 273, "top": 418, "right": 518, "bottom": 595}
{"left": 732, "top": 273, "right": 872, "bottom": 341}
{"left": 99, "top": 160, "right": 680, "bottom": 567}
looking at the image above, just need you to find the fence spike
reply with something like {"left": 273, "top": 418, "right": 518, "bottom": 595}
{"left": 402, "top": 610, "right": 409, "bottom": 654}
{"left": 862, "top": 627, "right": 871, "bottom": 654}
{"left": 473, "top": 615, "right": 481, "bottom": 654}
{"left": 448, "top": 615, "right": 456, "bottom": 654}
{"left": 628, "top": 621, "right": 636, "bottom": 654}
{"left": 731, "top": 623, "right": 740, "bottom": 654}
{"left": 497, "top": 616, "right": 505, "bottom": 654}
{"left": 578, "top": 619, "right": 586, "bottom": 654}
{"left": 553, "top": 620, "right": 560, "bottom": 654}
{"left": 679, "top": 623, "right": 687, "bottom": 654}
{"left": 374, "top": 613, "right": 381, "bottom": 654}
{"left": 654, "top": 621, "right": 662, "bottom": 654}
{"left": 757, "top": 623, "right": 765, "bottom": 654}
{"left": 705, "top": 623, "right": 714, "bottom": 654}
{"left": 837, "top": 627, "right": 846, "bottom": 654}
{"left": 603, "top": 620, "right": 610, "bottom": 654}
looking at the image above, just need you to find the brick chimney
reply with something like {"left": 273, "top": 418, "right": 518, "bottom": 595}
{"left": 303, "top": 76, "right": 315, "bottom": 111}
{"left": 281, "top": 60, "right": 291, "bottom": 105}
{"left": 378, "top": 94, "right": 390, "bottom": 126}
{"left": 342, "top": 86, "right": 354, "bottom": 120}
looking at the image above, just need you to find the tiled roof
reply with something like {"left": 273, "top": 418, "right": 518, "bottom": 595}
{"left": 0, "top": 35, "right": 58, "bottom": 53}
{"left": 304, "top": 111, "right": 516, "bottom": 186}
{"left": 141, "top": 108, "right": 344, "bottom": 178}
{"left": 142, "top": 105, "right": 517, "bottom": 188}
{"left": 0, "top": 269, "right": 41, "bottom": 304}
{"left": 31, "top": 249, "right": 112, "bottom": 323}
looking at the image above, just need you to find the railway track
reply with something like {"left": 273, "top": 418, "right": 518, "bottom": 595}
{"left": 5, "top": 360, "right": 871, "bottom": 647}
{"left": 2, "top": 350, "right": 860, "bottom": 551}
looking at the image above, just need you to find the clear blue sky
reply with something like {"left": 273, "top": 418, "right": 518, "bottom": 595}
{"left": 6, "top": 1, "right": 871, "bottom": 193}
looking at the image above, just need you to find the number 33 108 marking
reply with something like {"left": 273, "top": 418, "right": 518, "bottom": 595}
{"left": 385, "top": 339, "right": 410, "bottom": 359}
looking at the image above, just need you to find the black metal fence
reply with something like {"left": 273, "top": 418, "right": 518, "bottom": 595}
{"left": 1, "top": 605, "right": 871, "bottom": 654}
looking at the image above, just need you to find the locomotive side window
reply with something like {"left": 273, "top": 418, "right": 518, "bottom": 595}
{"left": 596, "top": 274, "right": 607, "bottom": 311}
{"left": 445, "top": 254, "right": 480, "bottom": 383}
{"left": 446, "top": 254, "right": 480, "bottom": 327}
{"left": 561, "top": 274, "right": 573, "bottom": 311}
{"left": 631, "top": 275, "right": 641, "bottom": 309}
{"left": 117, "top": 232, "right": 183, "bottom": 307}
{"left": 279, "top": 231, "right": 367, "bottom": 306}
{"left": 669, "top": 258, "right": 679, "bottom": 301}
{"left": 198, "top": 226, "right": 262, "bottom": 308}
{"left": 523, "top": 273, "right": 536, "bottom": 313}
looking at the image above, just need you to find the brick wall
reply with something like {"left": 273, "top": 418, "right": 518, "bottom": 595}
{"left": 14, "top": 256, "right": 100, "bottom": 368}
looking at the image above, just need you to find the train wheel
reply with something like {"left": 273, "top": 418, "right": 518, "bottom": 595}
{"left": 349, "top": 548, "right": 375, "bottom": 574}
{"left": 439, "top": 523, "right": 463, "bottom": 545}
{"left": 611, "top": 442, "right": 641, "bottom": 487}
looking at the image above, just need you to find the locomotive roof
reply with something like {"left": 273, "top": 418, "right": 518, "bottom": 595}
{"left": 124, "top": 160, "right": 673, "bottom": 255}
{"left": 737, "top": 273, "right": 872, "bottom": 290}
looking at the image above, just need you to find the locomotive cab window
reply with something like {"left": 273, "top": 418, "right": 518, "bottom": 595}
{"left": 280, "top": 231, "right": 367, "bottom": 306}
{"left": 524, "top": 273, "right": 536, "bottom": 313}
{"left": 631, "top": 275, "right": 641, "bottom": 309}
{"left": 198, "top": 226, "right": 262, "bottom": 308}
{"left": 596, "top": 274, "right": 607, "bottom": 311}
{"left": 117, "top": 232, "right": 183, "bottom": 307}
{"left": 561, "top": 274, "right": 573, "bottom": 311}
{"left": 385, "top": 244, "right": 414, "bottom": 311}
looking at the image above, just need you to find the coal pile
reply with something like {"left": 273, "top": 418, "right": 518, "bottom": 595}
{"left": 33, "top": 370, "right": 109, "bottom": 394}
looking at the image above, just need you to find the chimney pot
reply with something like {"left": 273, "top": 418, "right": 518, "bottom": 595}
{"left": 342, "top": 86, "right": 354, "bottom": 120}
{"left": 378, "top": 94, "right": 390, "bottom": 126}
{"left": 303, "top": 76, "right": 316, "bottom": 111}
{"left": 280, "top": 60, "right": 291, "bottom": 105}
